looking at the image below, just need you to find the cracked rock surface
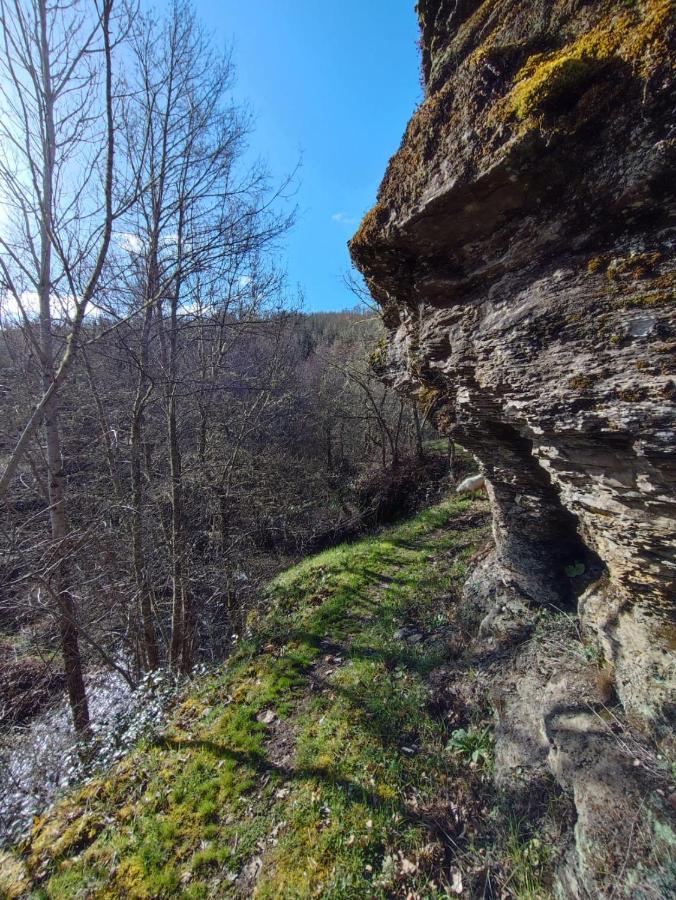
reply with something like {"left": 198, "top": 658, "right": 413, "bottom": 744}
{"left": 351, "top": 1, "right": 675, "bottom": 894}
{"left": 350, "top": 0, "right": 675, "bottom": 734}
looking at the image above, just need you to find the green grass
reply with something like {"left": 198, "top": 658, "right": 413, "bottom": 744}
{"left": 503, "top": 817, "right": 552, "bottom": 900}
{"left": 1, "top": 495, "right": 490, "bottom": 899}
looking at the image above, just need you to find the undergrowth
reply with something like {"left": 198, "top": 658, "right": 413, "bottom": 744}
{"left": 0, "top": 495, "right": 552, "bottom": 899}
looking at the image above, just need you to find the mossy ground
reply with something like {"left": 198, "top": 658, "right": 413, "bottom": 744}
{"left": 1, "top": 496, "right": 560, "bottom": 899}
{"left": 3, "top": 499, "right": 482, "bottom": 898}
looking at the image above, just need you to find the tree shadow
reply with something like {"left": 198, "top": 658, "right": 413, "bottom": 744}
{"left": 155, "top": 735, "right": 462, "bottom": 851}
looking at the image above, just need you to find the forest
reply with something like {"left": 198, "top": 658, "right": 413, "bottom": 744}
{"left": 0, "top": 0, "right": 453, "bottom": 844}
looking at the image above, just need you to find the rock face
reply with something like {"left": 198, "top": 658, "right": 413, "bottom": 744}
{"left": 351, "top": 4, "right": 675, "bottom": 892}
{"left": 350, "top": 0, "right": 675, "bottom": 735}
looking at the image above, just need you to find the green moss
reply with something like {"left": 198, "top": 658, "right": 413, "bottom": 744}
{"left": 510, "top": 54, "right": 605, "bottom": 120}
{"left": 500, "top": 1, "right": 673, "bottom": 124}
{"left": 418, "top": 385, "right": 441, "bottom": 412}
{"left": 350, "top": 202, "right": 390, "bottom": 255}
{"left": 10, "top": 496, "right": 490, "bottom": 899}
{"left": 587, "top": 255, "right": 610, "bottom": 275}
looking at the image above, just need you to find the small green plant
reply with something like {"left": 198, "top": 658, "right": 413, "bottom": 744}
{"left": 446, "top": 726, "right": 493, "bottom": 769}
{"left": 564, "top": 560, "right": 586, "bottom": 578}
{"left": 368, "top": 336, "right": 388, "bottom": 373}
{"left": 505, "top": 817, "right": 551, "bottom": 898}
{"left": 583, "top": 642, "right": 605, "bottom": 666}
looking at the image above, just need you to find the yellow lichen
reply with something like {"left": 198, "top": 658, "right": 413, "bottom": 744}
{"left": 503, "top": 1, "right": 674, "bottom": 122}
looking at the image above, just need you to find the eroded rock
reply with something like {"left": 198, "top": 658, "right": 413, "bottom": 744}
{"left": 350, "top": 0, "right": 675, "bottom": 735}
{"left": 350, "top": 1, "right": 675, "bottom": 893}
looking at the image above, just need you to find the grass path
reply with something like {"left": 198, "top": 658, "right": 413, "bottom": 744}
{"left": 1, "top": 496, "right": 492, "bottom": 899}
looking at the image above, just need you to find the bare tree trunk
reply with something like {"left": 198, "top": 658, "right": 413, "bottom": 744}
{"left": 165, "top": 227, "right": 191, "bottom": 672}
{"left": 218, "top": 488, "right": 229, "bottom": 553}
{"left": 44, "top": 399, "right": 90, "bottom": 734}
{"left": 392, "top": 400, "right": 404, "bottom": 467}
{"left": 38, "top": 0, "right": 89, "bottom": 736}
{"left": 413, "top": 402, "right": 425, "bottom": 460}
{"left": 325, "top": 423, "right": 333, "bottom": 471}
{"left": 82, "top": 348, "right": 122, "bottom": 499}
{"left": 167, "top": 389, "right": 189, "bottom": 672}
{"left": 131, "top": 412, "right": 159, "bottom": 669}
{"left": 130, "top": 303, "right": 160, "bottom": 670}
{"left": 197, "top": 405, "right": 208, "bottom": 462}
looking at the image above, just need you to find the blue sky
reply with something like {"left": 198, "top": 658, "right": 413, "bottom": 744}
{"left": 186, "top": 0, "right": 422, "bottom": 311}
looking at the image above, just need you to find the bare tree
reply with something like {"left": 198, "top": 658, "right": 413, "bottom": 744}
{"left": 0, "top": 0, "right": 124, "bottom": 733}
{"left": 116, "top": 0, "right": 293, "bottom": 672}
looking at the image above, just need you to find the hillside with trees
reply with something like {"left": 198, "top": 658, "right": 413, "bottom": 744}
{"left": 1, "top": 0, "right": 674, "bottom": 897}
{"left": 0, "top": 0, "right": 453, "bottom": 851}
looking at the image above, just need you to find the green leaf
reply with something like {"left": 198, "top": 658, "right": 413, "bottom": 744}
{"left": 565, "top": 561, "right": 586, "bottom": 578}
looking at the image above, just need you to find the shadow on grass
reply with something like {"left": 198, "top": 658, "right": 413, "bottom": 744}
{"left": 155, "top": 735, "right": 462, "bottom": 850}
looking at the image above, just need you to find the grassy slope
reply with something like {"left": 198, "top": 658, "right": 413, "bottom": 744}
{"left": 2, "top": 496, "right": 497, "bottom": 899}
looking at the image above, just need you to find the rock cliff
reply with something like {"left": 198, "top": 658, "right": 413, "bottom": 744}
{"left": 351, "top": 0, "right": 674, "bottom": 732}
{"left": 351, "top": 1, "right": 675, "bottom": 893}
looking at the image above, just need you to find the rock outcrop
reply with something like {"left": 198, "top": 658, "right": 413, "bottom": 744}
{"left": 351, "top": 0, "right": 675, "bottom": 734}
{"left": 351, "top": 2, "right": 675, "bottom": 894}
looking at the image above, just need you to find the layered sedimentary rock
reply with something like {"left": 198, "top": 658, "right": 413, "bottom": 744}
{"left": 351, "top": 0, "right": 675, "bottom": 735}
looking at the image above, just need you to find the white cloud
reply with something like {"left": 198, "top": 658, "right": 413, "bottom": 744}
{"left": 116, "top": 231, "right": 144, "bottom": 254}
{"left": 115, "top": 231, "right": 179, "bottom": 254}
{"left": 1, "top": 290, "right": 40, "bottom": 322}
{"left": 0, "top": 290, "right": 79, "bottom": 323}
{"left": 331, "top": 212, "right": 357, "bottom": 226}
